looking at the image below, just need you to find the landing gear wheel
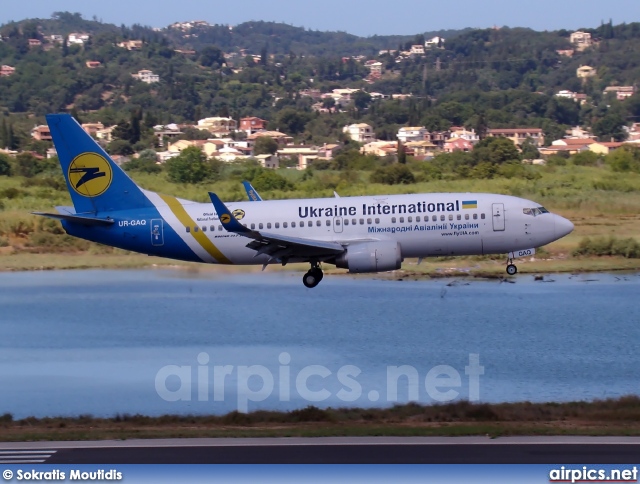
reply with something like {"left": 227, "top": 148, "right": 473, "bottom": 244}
{"left": 506, "top": 264, "right": 518, "bottom": 276}
{"left": 303, "top": 270, "right": 321, "bottom": 288}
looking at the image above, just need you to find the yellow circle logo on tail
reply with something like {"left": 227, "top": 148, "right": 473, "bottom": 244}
{"left": 232, "top": 209, "right": 245, "bottom": 220}
{"left": 220, "top": 214, "right": 231, "bottom": 223}
{"left": 68, "top": 153, "right": 113, "bottom": 197}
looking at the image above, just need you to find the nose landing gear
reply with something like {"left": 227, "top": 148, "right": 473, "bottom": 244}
{"left": 302, "top": 262, "right": 324, "bottom": 288}
{"left": 505, "top": 256, "right": 518, "bottom": 275}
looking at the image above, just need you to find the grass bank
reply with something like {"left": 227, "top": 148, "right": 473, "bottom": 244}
{"left": 1, "top": 164, "right": 640, "bottom": 274}
{"left": 4, "top": 397, "right": 640, "bottom": 441}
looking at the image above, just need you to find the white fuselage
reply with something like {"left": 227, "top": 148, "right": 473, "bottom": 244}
{"left": 148, "top": 192, "right": 573, "bottom": 265}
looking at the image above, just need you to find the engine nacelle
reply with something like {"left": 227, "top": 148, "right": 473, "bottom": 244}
{"left": 334, "top": 240, "right": 402, "bottom": 273}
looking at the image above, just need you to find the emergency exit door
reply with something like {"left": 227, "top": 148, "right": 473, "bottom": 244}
{"left": 492, "top": 203, "right": 505, "bottom": 231}
{"left": 151, "top": 219, "right": 164, "bottom": 246}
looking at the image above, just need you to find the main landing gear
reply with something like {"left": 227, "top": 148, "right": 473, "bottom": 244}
{"left": 303, "top": 262, "right": 324, "bottom": 288}
{"left": 505, "top": 256, "right": 518, "bottom": 276}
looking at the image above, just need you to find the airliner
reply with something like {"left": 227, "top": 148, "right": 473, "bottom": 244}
{"left": 35, "top": 114, "right": 574, "bottom": 288}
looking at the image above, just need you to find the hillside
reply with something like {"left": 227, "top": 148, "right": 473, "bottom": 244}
{"left": 0, "top": 13, "right": 640, "bottom": 153}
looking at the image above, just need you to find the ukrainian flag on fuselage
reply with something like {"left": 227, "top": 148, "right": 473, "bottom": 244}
{"left": 462, "top": 200, "right": 478, "bottom": 209}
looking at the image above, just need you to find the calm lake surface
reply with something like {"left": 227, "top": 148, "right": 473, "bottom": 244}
{"left": 1, "top": 269, "right": 639, "bottom": 418}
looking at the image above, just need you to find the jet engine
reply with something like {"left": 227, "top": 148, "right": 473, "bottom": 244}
{"left": 334, "top": 240, "right": 402, "bottom": 273}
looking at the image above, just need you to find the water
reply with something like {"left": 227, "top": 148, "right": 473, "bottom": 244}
{"left": 1, "top": 269, "right": 639, "bottom": 418}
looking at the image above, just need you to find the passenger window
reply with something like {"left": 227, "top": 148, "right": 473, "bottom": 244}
{"left": 326, "top": 220, "right": 330, "bottom": 226}
{"left": 344, "top": 219, "right": 349, "bottom": 226}
{"left": 375, "top": 218, "right": 380, "bottom": 224}
{"left": 275, "top": 222, "right": 280, "bottom": 229}
{"left": 473, "top": 214, "right": 478, "bottom": 220}
{"left": 367, "top": 218, "right": 372, "bottom": 224}
{"left": 292, "top": 222, "right": 296, "bottom": 228}
{"left": 308, "top": 221, "right": 313, "bottom": 227}
{"left": 251, "top": 223, "right": 255, "bottom": 230}
{"left": 465, "top": 214, "right": 469, "bottom": 220}
{"left": 391, "top": 217, "right": 396, "bottom": 223}
{"left": 457, "top": 214, "right": 461, "bottom": 220}
{"left": 283, "top": 222, "right": 288, "bottom": 228}
{"left": 210, "top": 225, "right": 215, "bottom": 232}
{"left": 352, "top": 219, "right": 357, "bottom": 225}
{"left": 336, "top": 219, "right": 341, "bottom": 225}
{"left": 259, "top": 223, "right": 264, "bottom": 229}
{"left": 267, "top": 223, "right": 272, "bottom": 229}
{"left": 194, "top": 226, "right": 199, "bottom": 233}
{"left": 481, "top": 213, "right": 485, "bottom": 220}
{"left": 432, "top": 215, "right": 437, "bottom": 222}
{"left": 317, "top": 220, "right": 322, "bottom": 226}
{"left": 218, "top": 225, "right": 223, "bottom": 231}
{"left": 440, "top": 215, "right": 445, "bottom": 221}
{"left": 186, "top": 226, "right": 190, "bottom": 233}
{"left": 360, "top": 219, "right": 364, "bottom": 224}
{"left": 416, "top": 216, "right": 420, "bottom": 222}
{"left": 448, "top": 215, "right": 453, "bottom": 221}
{"left": 400, "top": 217, "right": 404, "bottom": 223}
{"left": 408, "top": 216, "right": 412, "bottom": 223}
{"left": 202, "top": 226, "right": 207, "bottom": 232}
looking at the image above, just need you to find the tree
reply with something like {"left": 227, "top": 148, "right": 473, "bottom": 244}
{"left": 253, "top": 136, "right": 278, "bottom": 155}
{"left": 130, "top": 111, "right": 141, "bottom": 144}
{"left": 199, "top": 46, "right": 224, "bottom": 68}
{"left": 322, "top": 97, "right": 336, "bottom": 111}
{"left": 370, "top": 164, "right": 415, "bottom": 185}
{"left": 520, "top": 138, "right": 540, "bottom": 160}
{"left": 353, "top": 91, "right": 372, "bottom": 111}
{"left": 0, "top": 153, "right": 11, "bottom": 176}
{"left": 260, "top": 44, "right": 268, "bottom": 66}
{"left": 107, "top": 139, "right": 134, "bottom": 156}
{"left": 592, "top": 113, "right": 627, "bottom": 142}
{"left": 12, "top": 152, "right": 41, "bottom": 178}
{"left": 166, "top": 146, "right": 217, "bottom": 183}
{"left": 251, "top": 169, "right": 294, "bottom": 192}
{"left": 475, "top": 112, "right": 488, "bottom": 140}
{"left": 70, "top": 107, "right": 82, "bottom": 124}
{"left": 606, "top": 146, "right": 640, "bottom": 172}
{"left": 397, "top": 139, "right": 407, "bottom": 164}
{"left": 472, "top": 137, "right": 521, "bottom": 165}
{"left": 275, "top": 108, "right": 312, "bottom": 134}
{"left": 123, "top": 149, "right": 162, "bottom": 174}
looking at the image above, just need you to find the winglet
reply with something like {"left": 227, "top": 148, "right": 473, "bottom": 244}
{"left": 242, "top": 180, "right": 263, "bottom": 201}
{"left": 208, "top": 192, "right": 251, "bottom": 234}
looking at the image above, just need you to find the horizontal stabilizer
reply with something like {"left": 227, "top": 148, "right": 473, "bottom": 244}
{"left": 32, "top": 212, "right": 115, "bottom": 226}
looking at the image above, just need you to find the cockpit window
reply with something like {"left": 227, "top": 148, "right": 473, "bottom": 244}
{"left": 523, "top": 207, "right": 549, "bottom": 216}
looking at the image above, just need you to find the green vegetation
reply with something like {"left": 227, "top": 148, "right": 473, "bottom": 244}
{"left": 1, "top": 14, "right": 640, "bottom": 152}
{"left": 574, "top": 236, "right": 640, "bottom": 258}
{"left": 4, "top": 397, "right": 640, "bottom": 441}
{"left": 0, "top": 147, "right": 640, "bottom": 274}
{"left": 1, "top": 14, "right": 640, "bottom": 273}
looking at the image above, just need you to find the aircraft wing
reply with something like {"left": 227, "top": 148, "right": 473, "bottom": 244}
{"left": 208, "top": 192, "right": 344, "bottom": 261}
{"left": 32, "top": 206, "right": 115, "bottom": 226}
{"left": 242, "top": 180, "right": 263, "bottom": 201}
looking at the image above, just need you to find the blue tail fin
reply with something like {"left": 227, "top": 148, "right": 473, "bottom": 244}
{"left": 46, "top": 113, "right": 152, "bottom": 214}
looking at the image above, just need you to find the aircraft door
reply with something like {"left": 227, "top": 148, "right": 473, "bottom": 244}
{"left": 151, "top": 219, "right": 164, "bottom": 246}
{"left": 492, "top": 203, "right": 505, "bottom": 231}
{"left": 333, "top": 217, "right": 343, "bottom": 233}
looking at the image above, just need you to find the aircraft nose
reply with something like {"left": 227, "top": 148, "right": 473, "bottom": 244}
{"left": 554, "top": 215, "right": 574, "bottom": 239}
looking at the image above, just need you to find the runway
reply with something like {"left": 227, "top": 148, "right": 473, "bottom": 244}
{"left": 2, "top": 437, "right": 640, "bottom": 464}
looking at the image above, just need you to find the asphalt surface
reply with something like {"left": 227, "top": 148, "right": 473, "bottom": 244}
{"left": 2, "top": 437, "right": 640, "bottom": 464}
